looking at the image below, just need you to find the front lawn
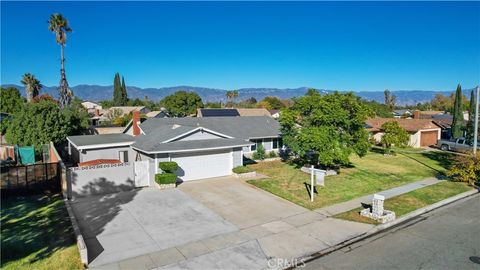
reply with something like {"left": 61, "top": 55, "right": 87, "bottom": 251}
{"left": 1, "top": 194, "right": 83, "bottom": 270}
{"left": 334, "top": 181, "right": 473, "bottom": 224}
{"left": 247, "top": 150, "right": 454, "bottom": 210}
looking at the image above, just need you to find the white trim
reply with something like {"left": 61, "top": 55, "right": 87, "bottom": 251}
{"left": 248, "top": 136, "right": 280, "bottom": 139}
{"left": 155, "top": 153, "right": 158, "bottom": 174}
{"left": 240, "top": 149, "right": 243, "bottom": 166}
{"left": 131, "top": 143, "right": 253, "bottom": 155}
{"left": 162, "top": 127, "right": 233, "bottom": 143}
{"left": 67, "top": 138, "right": 135, "bottom": 150}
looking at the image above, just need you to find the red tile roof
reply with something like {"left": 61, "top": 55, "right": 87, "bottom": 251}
{"left": 366, "top": 118, "right": 441, "bottom": 133}
{"left": 78, "top": 159, "right": 122, "bottom": 167}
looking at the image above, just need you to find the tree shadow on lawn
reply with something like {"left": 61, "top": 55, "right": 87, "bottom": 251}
{"left": 0, "top": 194, "right": 75, "bottom": 265}
{"left": 1, "top": 177, "right": 139, "bottom": 266}
{"left": 399, "top": 151, "right": 454, "bottom": 179}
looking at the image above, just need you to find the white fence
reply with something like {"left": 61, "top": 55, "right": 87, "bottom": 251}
{"left": 67, "top": 162, "right": 135, "bottom": 199}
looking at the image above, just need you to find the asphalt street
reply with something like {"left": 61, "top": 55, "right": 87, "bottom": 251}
{"left": 302, "top": 193, "right": 480, "bottom": 270}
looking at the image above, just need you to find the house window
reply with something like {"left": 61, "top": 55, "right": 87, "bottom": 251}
{"left": 272, "top": 138, "right": 283, "bottom": 149}
{"left": 251, "top": 139, "right": 262, "bottom": 151}
{"left": 119, "top": 151, "right": 129, "bottom": 163}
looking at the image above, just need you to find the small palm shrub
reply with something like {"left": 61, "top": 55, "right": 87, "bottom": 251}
{"left": 268, "top": 151, "right": 277, "bottom": 158}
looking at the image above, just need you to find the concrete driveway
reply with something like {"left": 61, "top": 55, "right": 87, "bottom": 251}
{"left": 70, "top": 188, "right": 237, "bottom": 267}
{"left": 71, "top": 176, "right": 374, "bottom": 269}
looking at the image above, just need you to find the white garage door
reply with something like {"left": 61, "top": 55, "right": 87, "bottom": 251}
{"left": 171, "top": 149, "right": 232, "bottom": 181}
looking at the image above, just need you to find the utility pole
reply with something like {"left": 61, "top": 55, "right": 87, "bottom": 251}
{"left": 473, "top": 85, "right": 479, "bottom": 155}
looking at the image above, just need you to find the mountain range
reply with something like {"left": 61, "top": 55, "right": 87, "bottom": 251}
{"left": 1, "top": 84, "right": 472, "bottom": 106}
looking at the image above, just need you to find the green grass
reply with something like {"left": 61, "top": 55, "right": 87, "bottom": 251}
{"left": 247, "top": 150, "right": 454, "bottom": 210}
{"left": 233, "top": 166, "right": 254, "bottom": 174}
{"left": 1, "top": 194, "right": 83, "bottom": 270}
{"left": 335, "top": 181, "right": 473, "bottom": 224}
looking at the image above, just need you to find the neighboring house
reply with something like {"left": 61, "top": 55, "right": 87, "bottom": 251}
{"left": 197, "top": 108, "right": 273, "bottom": 117}
{"left": 393, "top": 109, "right": 412, "bottom": 118}
{"left": 67, "top": 112, "right": 281, "bottom": 184}
{"left": 269, "top": 110, "right": 280, "bottom": 119}
{"left": 145, "top": 108, "right": 169, "bottom": 118}
{"left": 366, "top": 118, "right": 442, "bottom": 148}
{"left": 108, "top": 106, "right": 150, "bottom": 116}
{"left": 81, "top": 101, "right": 102, "bottom": 114}
{"left": 431, "top": 114, "right": 453, "bottom": 139}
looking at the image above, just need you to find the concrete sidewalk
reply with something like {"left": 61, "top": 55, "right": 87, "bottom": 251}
{"left": 315, "top": 177, "right": 442, "bottom": 217}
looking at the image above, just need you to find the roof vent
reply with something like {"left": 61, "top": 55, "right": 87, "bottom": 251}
{"left": 172, "top": 124, "right": 181, "bottom": 129}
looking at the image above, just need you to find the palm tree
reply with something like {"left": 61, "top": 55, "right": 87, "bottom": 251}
{"left": 48, "top": 13, "right": 73, "bottom": 108}
{"left": 232, "top": 90, "right": 239, "bottom": 105}
{"left": 21, "top": 73, "right": 42, "bottom": 102}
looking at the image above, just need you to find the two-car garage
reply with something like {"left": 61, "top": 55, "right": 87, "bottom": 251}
{"left": 171, "top": 149, "right": 233, "bottom": 181}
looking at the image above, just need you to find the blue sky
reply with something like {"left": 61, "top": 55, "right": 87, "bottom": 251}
{"left": 1, "top": 1, "right": 479, "bottom": 91}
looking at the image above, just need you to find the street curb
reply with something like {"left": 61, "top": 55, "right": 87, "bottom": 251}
{"left": 64, "top": 198, "right": 88, "bottom": 267}
{"left": 289, "top": 188, "right": 479, "bottom": 268}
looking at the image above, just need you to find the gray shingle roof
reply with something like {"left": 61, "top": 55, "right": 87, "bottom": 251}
{"left": 132, "top": 138, "right": 252, "bottom": 153}
{"left": 67, "top": 134, "right": 135, "bottom": 147}
{"left": 140, "top": 116, "right": 280, "bottom": 140}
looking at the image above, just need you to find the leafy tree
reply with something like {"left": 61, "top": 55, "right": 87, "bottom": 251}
{"left": 5, "top": 99, "right": 87, "bottom": 149}
{"left": 447, "top": 153, "right": 480, "bottom": 186}
{"left": 48, "top": 13, "right": 73, "bottom": 108}
{"left": 361, "top": 99, "right": 391, "bottom": 118}
{"left": 20, "top": 73, "right": 42, "bottom": 102}
{"left": 205, "top": 102, "right": 222, "bottom": 108}
{"left": 257, "top": 96, "right": 285, "bottom": 110}
{"left": 32, "top": 94, "right": 58, "bottom": 104}
{"left": 121, "top": 76, "right": 128, "bottom": 105}
{"left": 306, "top": 88, "right": 320, "bottom": 96}
{"left": 0, "top": 87, "right": 24, "bottom": 114}
{"left": 451, "top": 84, "right": 464, "bottom": 139}
{"left": 105, "top": 108, "right": 124, "bottom": 123}
{"left": 384, "top": 89, "right": 396, "bottom": 111}
{"left": 232, "top": 90, "right": 239, "bottom": 104}
{"left": 380, "top": 121, "right": 409, "bottom": 151}
{"left": 245, "top": 97, "right": 257, "bottom": 104}
{"left": 466, "top": 89, "right": 477, "bottom": 144}
{"left": 280, "top": 92, "right": 370, "bottom": 168}
{"left": 430, "top": 93, "right": 452, "bottom": 111}
{"left": 160, "top": 91, "right": 203, "bottom": 117}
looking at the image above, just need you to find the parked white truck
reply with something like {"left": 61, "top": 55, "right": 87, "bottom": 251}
{"left": 437, "top": 137, "right": 479, "bottom": 153}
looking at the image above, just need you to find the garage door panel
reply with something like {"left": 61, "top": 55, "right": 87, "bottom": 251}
{"left": 171, "top": 149, "right": 232, "bottom": 181}
{"left": 420, "top": 130, "right": 439, "bottom": 147}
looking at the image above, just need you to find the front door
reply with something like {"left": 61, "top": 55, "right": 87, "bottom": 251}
{"left": 134, "top": 160, "right": 150, "bottom": 187}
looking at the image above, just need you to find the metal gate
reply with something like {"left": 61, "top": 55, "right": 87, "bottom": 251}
{"left": 0, "top": 162, "right": 60, "bottom": 197}
{"left": 134, "top": 161, "right": 150, "bottom": 187}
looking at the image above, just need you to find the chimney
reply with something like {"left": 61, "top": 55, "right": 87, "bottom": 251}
{"left": 132, "top": 111, "right": 141, "bottom": 136}
{"left": 413, "top": 110, "right": 421, "bottom": 119}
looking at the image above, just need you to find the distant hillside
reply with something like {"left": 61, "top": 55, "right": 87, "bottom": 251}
{"left": 1, "top": 84, "right": 472, "bottom": 105}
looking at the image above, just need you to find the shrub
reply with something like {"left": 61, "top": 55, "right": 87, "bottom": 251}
{"left": 268, "top": 151, "right": 277, "bottom": 158}
{"left": 252, "top": 144, "right": 266, "bottom": 160}
{"left": 232, "top": 166, "right": 253, "bottom": 174}
{"left": 447, "top": 153, "right": 480, "bottom": 186}
{"left": 159, "top": 161, "right": 178, "bottom": 173}
{"left": 155, "top": 173, "right": 177, "bottom": 185}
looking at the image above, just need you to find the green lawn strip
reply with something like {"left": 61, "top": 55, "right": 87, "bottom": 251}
{"left": 1, "top": 194, "right": 83, "bottom": 270}
{"left": 247, "top": 150, "right": 453, "bottom": 210}
{"left": 334, "top": 181, "right": 473, "bottom": 224}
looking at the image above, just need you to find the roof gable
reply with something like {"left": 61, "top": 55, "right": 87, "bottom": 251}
{"left": 366, "top": 118, "right": 441, "bottom": 133}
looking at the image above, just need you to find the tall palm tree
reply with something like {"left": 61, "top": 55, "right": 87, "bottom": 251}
{"left": 232, "top": 90, "right": 239, "bottom": 105}
{"left": 21, "top": 73, "right": 42, "bottom": 102}
{"left": 48, "top": 13, "right": 73, "bottom": 108}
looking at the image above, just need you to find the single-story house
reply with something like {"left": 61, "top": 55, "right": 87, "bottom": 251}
{"left": 366, "top": 118, "right": 442, "bottom": 148}
{"left": 108, "top": 106, "right": 150, "bottom": 116}
{"left": 197, "top": 108, "right": 272, "bottom": 117}
{"left": 81, "top": 101, "right": 102, "bottom": 114}
{"left": 67, "top": 112, "right": 281, "bottom": 184}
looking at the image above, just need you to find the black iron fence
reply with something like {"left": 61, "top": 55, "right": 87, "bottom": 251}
{"left": 1, "top": 162, "right": 60, "bottom": 197}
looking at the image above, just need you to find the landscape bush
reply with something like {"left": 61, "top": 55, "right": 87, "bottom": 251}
{"left": 268, "top": 151, "right": 278, "bottom": 158}
{"left": 155, "top": 173, "right": 177, "bottom": 185}
{"left": 232, "top": 166, "right": 253, "bottom": 174}
{"left": 447, "top": 153, "right": 480, "bottom": 186}
{"left": 159, "top": 161, "right": 178, "bottom": 172}
{"left": 252, "top": 144, "right": 266, "bottom": 160}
